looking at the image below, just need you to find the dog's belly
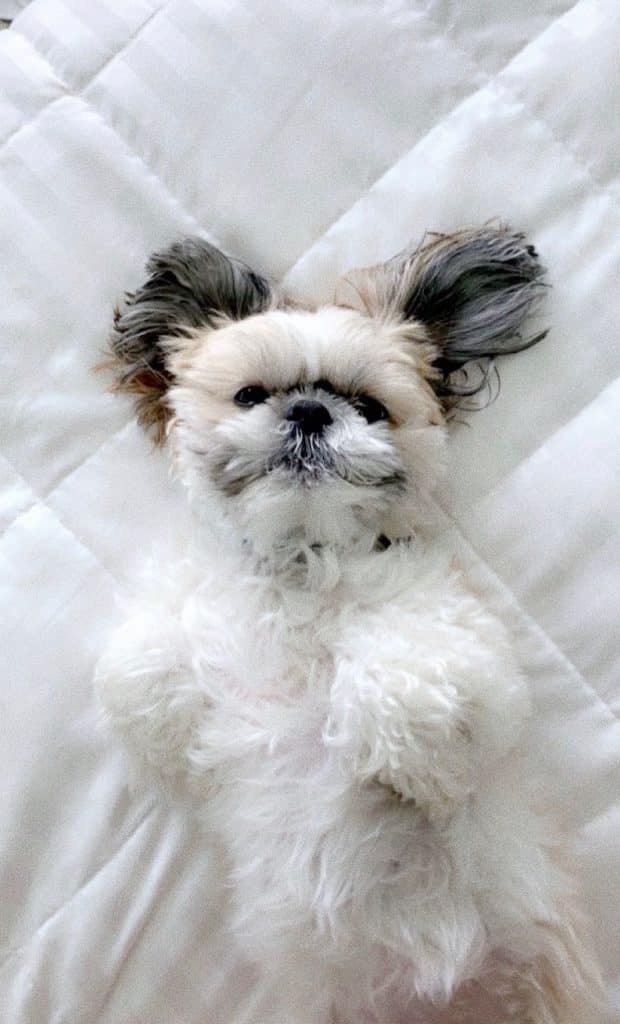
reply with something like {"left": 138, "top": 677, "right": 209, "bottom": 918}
{"left": 183, "top": 570, "right": 519, "bottom": 1016}
{"left": 208, "top": 728, "right": 488, "bottom": 1018}
{"left": 361, "top": 983, "right": 506, "bottom": 1024}
{"left": 360, "top": 950, "right": 521, "bottom": 1024}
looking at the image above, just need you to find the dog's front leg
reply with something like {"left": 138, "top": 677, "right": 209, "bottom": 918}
{"left": 95, "top": 603, "right": 252, "bottom": 797}
{"left": 326, "top": 618, "right": 528, "bottom": 824}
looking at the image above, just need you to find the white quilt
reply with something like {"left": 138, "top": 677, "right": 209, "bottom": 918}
{"left": 1, "top": 1, "right": 619, "bottom": 1021}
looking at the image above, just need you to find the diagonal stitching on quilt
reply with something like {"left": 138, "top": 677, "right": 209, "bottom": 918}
{"left": 458, "top": 375, "right": 620, "bottom": 526}
{"left": 40, "top": 416, "right": 177, "bottom": 588}
{"left": 0, "top": 0, "right": 172, "bottom": 154}
{"left": 65, "top": 0, "right": 169, "bottom": 87}
{"left": 0, "top": 492, "right": 119, "bottom": 588}
{"left": 40, "top": 418, "right": 133, "bottom": 507}
{"left": 2, "top": 8, "right": 231, "bottom": 515}
{"left": 0, "top": 450, "right": 39, "bottom": 535}
{"left": 0, "top": 801, "right": 158, "bottom": 975}
{"left": 0, "top": 88, "right": 208, "bottom": 236}
{"left": 495, "top": 75, "right": 620, "bottom": 201}
{"left": 0, "top": 90, "right": 64, "bottom": 154}
{"left": 415, "top": 0, "right": 577, "bottom": 96}
{"left": 441, "top": 374, "right": 620, "bottom": 721}
{"left": 0, "top": 416, "right": 137, "bottom": 543}
{"left": 6, "top": 0, "right": 584, "bottom": 278}
{"left": 42, "top": 414, "right": 136, "bottom": 503}
{"left": 432, "top": 497, "right": 620, "bottom": 725}
{"left": 0, "top": 92, "right": 213, "bottom": 516}
{"left": 283, "top": 0, "right": 602, "bottom": 284}
{"left": 417, "top": 0, "right": 619, "bottom": 203}
{"left": 18, "top": 0, "right": 171, "bottom": 92}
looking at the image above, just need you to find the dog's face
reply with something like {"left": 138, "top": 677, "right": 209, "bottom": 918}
{"left": 108, "top": 229, "right": 545, "bottom": 553}
{"left": 168, "top": 306, "right": 443, "bottom": 548}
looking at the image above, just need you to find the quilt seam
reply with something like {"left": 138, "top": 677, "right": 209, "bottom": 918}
{"left": 433, "top": 499, "right": 620, "bottom": 725}
{"left": 15, "top": 0, "right": 170, "bottom": 90}
{"left": 0, "top": 494, "right": 119, "bottom": 587}
{"left": 0, "top": 802, "right": 157, "bottom": 975}
{"left": 5, "top": 0, "right": 581, "bottom": 272}
{"left": 0, "top": 450, "right": 38, "bottom": 535}
{"left": 284, "top": 0, "right": 608, "bottom": 283}
{"left": 495, "top": 76, "right": 620, "bottom": 202}
{"left": 461, "top": 375, "right": 620, "bottom": 530}
{"left": 0, "top": 87, "right": 207, "bottom": 237}
{"left": 419, "top": 1, "right": 617, "bottom": 200}
{"left": 62, "top": 1, "right": 168, "bottom": 87}
{"left": 0, "top": 428, "right": 129, "bottom": 592}
{"left": 1, "top": 0, "right": 172, "bottom": 156}
{"left": 42, "top": 415, "right": 138, "bottom": 503}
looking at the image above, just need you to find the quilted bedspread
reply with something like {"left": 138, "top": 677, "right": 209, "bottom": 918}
{"left": 1, "top": 1, "right": 619, "bottom": 1021}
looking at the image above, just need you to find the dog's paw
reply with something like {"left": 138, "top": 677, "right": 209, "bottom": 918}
{"left": 97, "top": 658, "right": 211, "bottom": 780}
{"left": 95, "top": 610, "right": 218, "bottom": 793}
{"left": 326, "top": 659, "right": 477, "bottom": 825}
{"left": 373, "top": 722, "right": 475, "bottom": 824}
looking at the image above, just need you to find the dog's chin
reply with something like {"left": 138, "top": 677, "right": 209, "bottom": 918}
{"left": 194, "top": 430, "right": 411, "bottom": 562}
{"left": 231, "top": 458, "right": 405, "bottom": 499}
{"left": 212, "top": 461, "right": 405, "bottom": 567}
{"left": 269, "top": 444, "right": 333, "bottom": 486}
{"left": 214, "top": 442, "right": 401, "bottom": 494}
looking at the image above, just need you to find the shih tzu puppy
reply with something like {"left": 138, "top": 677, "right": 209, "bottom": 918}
{"left": 96, "top": 226, "right": 605, "bottom": 1023}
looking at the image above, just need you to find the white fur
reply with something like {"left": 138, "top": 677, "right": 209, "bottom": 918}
{"left": 96, "top": 306, "right": 604, "bottom": 1023}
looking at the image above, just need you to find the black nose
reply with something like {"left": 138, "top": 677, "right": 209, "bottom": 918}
{"left": 285, "top": 399, "right": 333, "bottom": 435}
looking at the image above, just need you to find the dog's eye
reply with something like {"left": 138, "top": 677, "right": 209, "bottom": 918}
{"left": 314, "top": 379, "right": 336, "bottom": 395}
{"left": 234, "top": 385, "right": 270, "bottom": 407}
{"left": 353, "top": 394, "right": 390, "bottom": 424}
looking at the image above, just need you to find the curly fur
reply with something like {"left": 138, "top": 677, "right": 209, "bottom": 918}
{"left": 96, "top": 227, "right": 605, "bottom": 1023}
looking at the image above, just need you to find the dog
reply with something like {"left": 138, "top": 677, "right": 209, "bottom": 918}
{"left": 95, "top": 226, "right": 605, "bottom": 1023}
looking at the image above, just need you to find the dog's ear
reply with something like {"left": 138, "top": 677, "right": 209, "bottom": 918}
{"left": 336, "top": 225, "right": 547, "bottom": 403}
{"left": 107, "top": 237, "right": 273, "bottom": 441}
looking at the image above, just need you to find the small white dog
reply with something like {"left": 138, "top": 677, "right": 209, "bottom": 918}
{"left": 96, "top": 227, "right": 605, "bottom": 1023}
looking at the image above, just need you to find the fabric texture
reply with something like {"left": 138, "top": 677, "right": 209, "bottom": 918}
{"left": 0, "top": 1, "right": 618, "bottom": 1021}
{"left": 0, "top": 2, "right": 30, "bottom": 21}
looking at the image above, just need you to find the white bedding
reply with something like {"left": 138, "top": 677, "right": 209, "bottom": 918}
{"left": 0, "top": 1, "right": 619, "bottom": 1021}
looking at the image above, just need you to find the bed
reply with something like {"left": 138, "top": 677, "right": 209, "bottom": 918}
{"left": 1, "top": 1, "right": 618, "bottom": 1020}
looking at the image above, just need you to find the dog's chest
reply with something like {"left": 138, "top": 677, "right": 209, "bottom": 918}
{"left": 187, "top": 546, "right": 430, "bottom": 700}
{"left": 186, "top": 571, "right": 349, "bottom": 703}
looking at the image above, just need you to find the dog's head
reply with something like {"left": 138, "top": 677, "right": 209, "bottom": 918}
{"left": 108, "top": 228, "right": 546, "bottom": 554}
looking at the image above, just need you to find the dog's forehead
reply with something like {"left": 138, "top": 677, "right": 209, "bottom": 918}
{"left": 197, "top": 306, "right": 411, "bottom": 390}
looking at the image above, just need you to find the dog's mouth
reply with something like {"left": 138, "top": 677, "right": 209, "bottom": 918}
{"left": 271, "top": 429, "right": 334, "bottom": 482}
{"left": 212, "top": 425, "right": 406, "bottom": 497}
{"left": 209, "top": 433, "right": 332, "bottom": 496}
{"left": 272, "top": 435, "right": 406, "bottom": 493}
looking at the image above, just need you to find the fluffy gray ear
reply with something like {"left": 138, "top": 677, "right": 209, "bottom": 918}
{"left": 336, "top": 225, "right": 548, "bottom": 402}
{"left": 107, "top": 237, "right": 273, "bottom": 440}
